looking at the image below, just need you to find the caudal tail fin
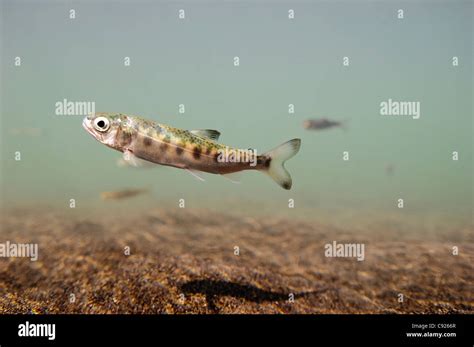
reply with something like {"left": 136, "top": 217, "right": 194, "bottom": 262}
{"left": 261, "top": 139, "right": 301, "bottom": 190}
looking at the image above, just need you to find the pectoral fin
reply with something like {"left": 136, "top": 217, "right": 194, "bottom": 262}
{"left": 190, "top": 129, "right": 221, "bottom": 141}
{"left": 123, "top": 149, "right": 140, "bottom": 167}
{"left": 117, "top": 156, "right": 156, "bottom": 168}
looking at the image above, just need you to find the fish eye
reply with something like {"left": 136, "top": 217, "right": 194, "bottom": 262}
{"left": 93, "top": 117, "right": 110, "bottom": 132}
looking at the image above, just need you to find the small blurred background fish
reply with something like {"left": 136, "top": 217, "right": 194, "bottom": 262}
{"left": 100, "top": 187, "right": 150, "bottom": 201}
{"left": 303, "top": 118, "right": 347, "bottom": 131}
{"left": 9, "top": 128, "right": 43, "bottom": 137}
{"left": 385, "top": 163, "right": 395, "bottom": 176}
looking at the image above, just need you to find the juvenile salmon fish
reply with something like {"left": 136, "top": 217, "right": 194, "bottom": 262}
{"left": 83, "top": 113, "right": 301, "bottom": 190}
{"left": 100, "top": 188, "right": 149, "bottom": 200}
{"left": 303, "top": 118, "right": 346, "bottom": 131}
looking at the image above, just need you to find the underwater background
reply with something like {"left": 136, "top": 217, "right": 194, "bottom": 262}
{"left": 1, "top": 0, "right": 472, "bottom": 231}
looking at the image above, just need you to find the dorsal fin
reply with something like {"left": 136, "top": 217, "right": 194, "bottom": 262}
{"left": 190, "top": 129, "right": 221, "bottom": 141}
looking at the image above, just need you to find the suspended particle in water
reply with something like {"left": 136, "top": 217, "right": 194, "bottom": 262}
{"left": 397, "top": 9, "right": 404, "bottom": 19}
{"left": 124, "top": 57, "right": 131, "bottom": 66}
{"left": 14, "top": 151, "right": 21, "bottom": 161}
{"left": 179, "top": 9, "right": 185, "bottom": 19}
{"left": 179, "top": 104, "right": 185, "bottom": 114}
{"left": 288, "top": 9, "right": 295, "bottom": 19}
{"left": 452, "top": 57, "right": 459, "bottom": 66}
{"left": 15, "top": 57, "right": 21, "bottom": 66}
{"left": 69, "top": 199, "right": 76, "bottom": 208}
{"left": 452, "top": 151, "right": 458, "bottom": 161}
{"left": 343, "top": 56, "right": 350, "bottom": 66}
{"left": 343, "top": 151, "right": 349, "bottom": 161}
{"left": 233, "top": 56, "right": 240, "bottom": 67}
{"left": 69, "top": 9, "right": 76, "bottom": 19}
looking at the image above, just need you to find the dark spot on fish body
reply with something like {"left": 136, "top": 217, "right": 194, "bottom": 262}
{"left": 205, "top": 147, "right": 212, "bottom": 155}
{"left": 143, "top": 137, "right": 152, "bottom": 146}
{"left": 264, "top": 157, "right": 272, "bottom": 168}
{"left": 193, "top": 147, "right": 201, "bottom": 160}
{"left": 176, "top": 146, "right": 184, "bottom": 156}
{"left": 282, "top": 182, "right": 291, "bottom": 190}
{"left": 213, "top": 153, "right": 220, "bottom": 163}
{"left": 117, "top": 129, "right": 133, "bottom": 147}
{"left": 257, "top": 156, "right": 271, "bottom": 168}
{"left": 160, "top": 143, "right": 168, "bottom": 152}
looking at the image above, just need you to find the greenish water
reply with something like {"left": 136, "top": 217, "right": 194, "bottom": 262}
{"left": 1, "top": 1, "right": 472, "bottom": 230}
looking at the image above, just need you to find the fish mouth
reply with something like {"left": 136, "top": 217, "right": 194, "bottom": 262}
{"left": 82, "top": 118, "right": 88, "bottom": 131}
{"left": 82, "top": 116, "right": 101, "bottom": 141}
{"left": 82, "top": 116, "right": 92, "bottom": 131}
